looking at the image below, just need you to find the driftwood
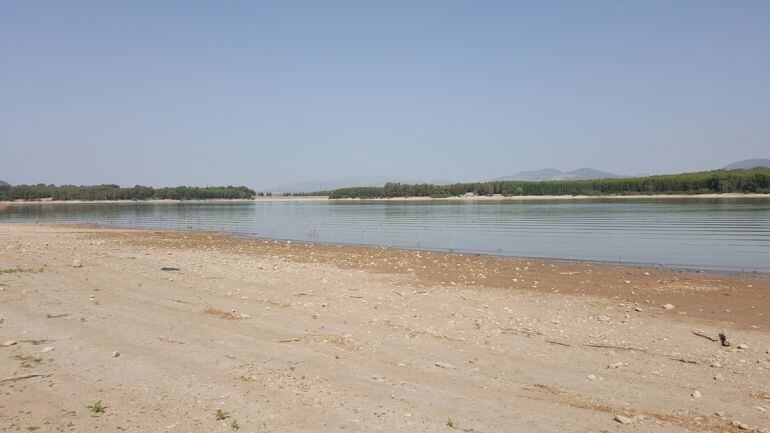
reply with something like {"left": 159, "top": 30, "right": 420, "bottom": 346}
{"left": 584, "top": 343, "right": 645, "bottom": 352}
{"left": 0, "top": 373, "right": 50, "bottom": 384}
{"left": 692, "top": 330, "right": 719, "bottom": 342}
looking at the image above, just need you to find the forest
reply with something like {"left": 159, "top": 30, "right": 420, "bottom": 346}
{"left": 0, "top": 184, "right": 256, "bottom": 201}
{"left": 327, "top": 168, "right": 770, "bottom": 199}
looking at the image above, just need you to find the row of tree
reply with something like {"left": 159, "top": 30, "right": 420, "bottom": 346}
{"left": 0, "top": 184, "right": 257, "bottom": 201}
{"left": 327, "top": 168, "right": 770, "bottom": 199}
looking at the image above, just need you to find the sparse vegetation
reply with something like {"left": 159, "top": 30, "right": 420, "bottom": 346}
{"left": 0, "top": 268, "right": 44, "bottom": 275}
{"left": 13, "top": 355, "right": 43, "bottom": 368}
{"left": 215, "top": 409, "right": 230, "bottom": 421}
{"left": 230, "top": 419, "right": 240, "bottom": 430}
{"left": 87, "top": 400, "right": 105, "bottom": 413}
{"left": 447, "top": 417, "right": 454, "bottom": 427}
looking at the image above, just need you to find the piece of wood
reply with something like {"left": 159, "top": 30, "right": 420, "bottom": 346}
{"left": 0, "top": 373, "right": 50, "bottom": 384}
{"left": 692, "top": 330, "right": 719, "bottom": 342}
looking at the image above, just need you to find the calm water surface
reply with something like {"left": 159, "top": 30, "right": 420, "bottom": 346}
{"left": 2, "top": 199, "right": 769, "bottom": 273}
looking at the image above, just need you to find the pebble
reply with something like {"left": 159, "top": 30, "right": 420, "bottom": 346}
{"left": 691, "top": 390, "right": 701, "bottom": 398}
{"left": 112, "top": 351, "right": 120, "bottom": 358}
{"left": 614, "top": 414, "right": 634, "bottom": 424}
{"left": 662, "top": 303, "right": 675, "bottom": 310}
{"left": 40, "top": 346, "right": 54, "bottom": 353}
{"left": 72, "top": 259, "right": 83, "bottom": 268}
{"left": 1, "top": 340, "right": 17, "bottom": 347}
{"left": 737, "top": 343, "right": 749, "bottom": 350}
{"left": 434, "top": 362, "right": 456, "bottom": 369}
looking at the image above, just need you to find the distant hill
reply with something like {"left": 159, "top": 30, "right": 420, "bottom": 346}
{"left": 496, "top": 167, "right": 626, "bottom": 181}
{"left": 724, "top": 158, "right": 770, "bottom": 170}
{"left": 0, "top": 179, "right": 9, "bottom": 186}
{"left": 270, "top": 176, "right": 453, "bottom": 193}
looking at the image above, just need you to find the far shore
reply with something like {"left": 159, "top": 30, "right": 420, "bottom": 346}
{"left": 2, "top": 192, "right": 770, "bottom": 206}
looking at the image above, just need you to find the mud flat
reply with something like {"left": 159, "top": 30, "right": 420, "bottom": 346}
{"left": 0, "top": 224, "right": 768, "bottom": 432}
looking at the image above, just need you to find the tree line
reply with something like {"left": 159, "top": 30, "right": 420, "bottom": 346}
{"left": 327, "top": 168, "right": 770, "bottom": 199}
{"left": 0, "top": 184, "right": 257, "bottom": 201}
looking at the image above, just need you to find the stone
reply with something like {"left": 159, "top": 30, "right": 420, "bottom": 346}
{"left": 71, "top": 259, "right": 82, "bottom": 268}
{"left": 1, "top": 340, "right": 17, "bottom": 347}
{"left": 662, "top": 303, "right": 675, "bottom": 310}
{"left": 732, "top": 420, "right": 750, "bottom": 430}
{"left": 608, "top": 362, "right": 624, "bottom": 369}
{"left": 614, "top": 414, "right": 634, "bottom": 424}
{"left": 587, "top": 374, "right": 597, "bottom": 380}
{"left": 111, "top": 351, "right": 120, "bottom": 358}
{"left": 434, "top": 362, "right": 456, "bottom": 369}
{"left": 40, "top": 346, "right": 54, "bottom": 353}
{"left": 691, "top": 390, "right": 701, "bottom": 398}
{"left": 737, "top": 343, "right": 749, "bottom": 350}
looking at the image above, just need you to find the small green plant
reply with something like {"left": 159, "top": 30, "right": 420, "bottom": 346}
{"left": 215, "top": 409, "right": 230, "bottom": 420}
{"left": 230, "top": 419, "right": 239, "bottom": 430}
{"left": 0, "top": 268, "right": 44, "bottom": 275}
{"left": 446, "top": 417, "right": 454, "bottom": 428}
{"left": 87, "top": 400, "right": 104, "bottom": 413}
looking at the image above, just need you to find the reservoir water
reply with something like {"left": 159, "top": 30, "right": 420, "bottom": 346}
{"left": 2, "top": 198, "right": 769, "bottom": 273}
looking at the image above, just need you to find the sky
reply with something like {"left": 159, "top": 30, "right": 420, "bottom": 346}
{"left": 1, "top": 1, "right": 769, "bottom": 189}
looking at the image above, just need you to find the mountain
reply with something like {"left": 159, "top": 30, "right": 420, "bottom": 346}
{"left": 269, "top": 176, "right": 453, "bottom": 193}
{"left": 0, "top": 179, "right": 9, "bottom": 186}
{"left": 496, "top": 167, "right": 626, "bottom": 181}
{"left": 724, "top": 158, "right": 770, "bottom": 170}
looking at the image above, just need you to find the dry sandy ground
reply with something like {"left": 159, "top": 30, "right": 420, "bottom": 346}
{"left": 1, "top": 224, "right": 769, "bottom": 433}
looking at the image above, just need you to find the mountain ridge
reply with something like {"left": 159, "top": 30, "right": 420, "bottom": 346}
{"left": 724, "top": 158, "right": 770, "bottom": 170}
{"left": 496, "top": 167, "right": 626, "bottom": 181}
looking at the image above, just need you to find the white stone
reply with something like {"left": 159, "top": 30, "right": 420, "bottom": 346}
{"left": 614, "top": 414, "right": 634, "bottom": 424}
{"left": 691, "top": 390, "right": 701, "bottom": 398}
{"left": 71, "top": 259, "right": 83, "bottom": 268}
{"left": 662, "top": 303, "right": 675, "bottom": 310}
{"left": 1, "top": 340, "right": 17, "bottom": 347}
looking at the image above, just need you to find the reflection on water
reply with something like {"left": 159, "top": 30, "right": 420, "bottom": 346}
{"left": 2, "top": 199, "right": 769, "bottom": 272}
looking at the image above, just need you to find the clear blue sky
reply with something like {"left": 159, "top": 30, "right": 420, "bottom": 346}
{"left": 1, "top": 1, "right": 769, "bottom": 189}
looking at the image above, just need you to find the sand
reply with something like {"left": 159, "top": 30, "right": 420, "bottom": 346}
{"left": 1, "top": 224, "right": 768, "bottom": 432}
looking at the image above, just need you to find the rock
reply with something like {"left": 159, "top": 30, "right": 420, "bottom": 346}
{"left": 732, "top": 420, "right": 750, "bottom": 430}
{"left": 71, "top": 259, "right": 82, "bottom": 268}
{"left": 111, "top": 351, "right": 120, "bottom": 358}
{"left": 737, "top": 343, "right": 749, "bottom": 350}
{"left": 634, "top": 307, "right": 642, "bottom": 312}
{"left": 691, "top": 390, "right": 701, "bottom": 398}
{"left": 1, "top": 340, "right": 17, "bottom": 347}
{"left": 587, "top": 374, "right": 597, "bottom": 380}
{"left": 719, "top": 332, "right": 730, "bottom": 347}
{"left": 40, "top": 346, "right": 54, "bottom": 353}
{"left": 614, "top": 414, "right": 634, "bottom": 424}
{"left": 662, "top": 303, "right": 675, "bottom": 310}
{"left": 434, "top": 362, "right": 456, "bottom": 370}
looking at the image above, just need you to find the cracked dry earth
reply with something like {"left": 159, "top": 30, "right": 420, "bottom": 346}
{"left": 0, "top": 224, "right": 769, "bottom": 432}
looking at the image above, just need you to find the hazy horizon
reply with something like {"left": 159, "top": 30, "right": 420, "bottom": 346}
{"left": 2, "top": 2, "right": 769, "bottom": 190}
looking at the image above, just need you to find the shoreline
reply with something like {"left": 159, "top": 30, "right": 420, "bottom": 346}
{"left": 2, "top": 224, "right": 769, "bottom": 432}
{"left": 334, "top": 192, "right": 770, "bottom": 201}
{"left": 3, "top": 192, "right": 770, "bottom": 206}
